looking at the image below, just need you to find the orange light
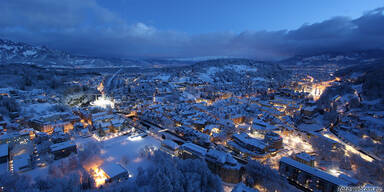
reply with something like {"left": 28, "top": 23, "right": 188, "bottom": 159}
{"left": 92, "top": 167, "right": 107, "bottom": 187}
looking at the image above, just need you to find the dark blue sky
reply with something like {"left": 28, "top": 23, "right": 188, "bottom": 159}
{"left": 1, "top": 0, "right": 384, "bottom": 59}
{"left": 96, "top": 0, "right": 383, "bottom": 33}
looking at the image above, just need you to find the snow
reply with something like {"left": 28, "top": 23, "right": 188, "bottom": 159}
{"left": 297, "top": 122, "right": 324, "bottom": 132}
{"left": 154, "top": 74, "right": 170, "bottom": 81}
{"left": 23, "top": 50, "right": 37, "bottom": 56}
{"left": 0, "top": 44, "right": 13, "bottom": 50}
{"left": 0, "top": 163, "right": 8, "bottom": 174}
{"left": 93, "top": 135, "right": 160, "bottom": 175}
{"left": 162, "top": 139, "right": 179, "bottom": 150}
{"left": 181, "top": 142, "right": 207, "bottom": 157}
{"left": 198, "top": 73, "right": 213, "bottom": 83}
{"left": 13, "top": 154, "right": 31, "bottom": 173}
{"left": 23, "top": 134, "right": 160, "bottom": 180}
{"left": 281, "top": 157, "right": 350, "bottom": 186}
{"left": 252, "top": 77, "right": 267, "bottom": 81}
{"left": 224, "top": 64, "right": 258, "bottom": 73}
{"left": 50, "top": 141, "right": 76, "bottom": 152}
{"left": 100, "top": 163, "right": 127, "bottom": 178}
{"left": 182, "top": 91, "right": 196, "bottom": 100}
{"left": 197, "top": 65, "right": 258, "bottom": 82}
{"left": 233, "top": 133, "right": 267, "bottom": 150}
{"left": 24, "top": 103, "right": 56, "bottom": 117}
{"left": 206, "top": 67, "right": 221, "bottom": 75}
{"left": 0, "top": 143, "right": 8, "bottom": 157}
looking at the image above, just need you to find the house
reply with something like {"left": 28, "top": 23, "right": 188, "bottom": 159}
{"left": 179, "top": 142, "right": 207, "bottom": 159}
{"left": 301, "top": 106, "right": 317, "bottom": 117}
{"left": 294, "top": 152, "right": 315, "bottom": 167}
{"left": 264, "top": 132, "right": 283, "bottom": 151}
{"left": 205, "top": 149, "right": 243, "bottom": 183}
{"left": 50, "top": 141, "right": 77, "bottom": 160}
{"left": 232, "top": 133, "right": 267, "bottom": 154}
{"left": 100, "top": 163, "right": 129, "bottom": 183}
{"left": 160, "top": 139, "right": 179, "bottom": 156}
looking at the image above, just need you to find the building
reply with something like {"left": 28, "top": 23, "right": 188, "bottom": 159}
{"left": 294, "top": 152, "right": 315, "bottom": 167}
{"left": 0, "top": 143, "right": 8, "bottom": 164}
{"left": 231, "top": 133, "right": 267, "bottom": 154}
{"left": 0, "top": 132, "right": 30, "bottom": 144}
{"left": 160, "top": 139, "right": 179, "bottom": 156}
{"left": 12, "top": 153, "right": 31, "bottom": 173}
{"left": 205, "top": 149, "right": 243, "bottom": 183}
{"left": 279, "top": 157, "right": 355, "bottom": 192}
{"left": 100, "top": 163, "right": 129, "bottom": 183}
{"left": 251, "top": 119, "right": 277, "bottom": 134}
{"left": 50, "top": 141, "right": 77, "bottom": 160}
{"left": 264, "top": 132, "right": 283, "bottom": 151}
{"left": 179, "top": 142, "right": 207, "bottom": 159}
{"left": 301, "top": 106, "right": 317, "bottom": 117}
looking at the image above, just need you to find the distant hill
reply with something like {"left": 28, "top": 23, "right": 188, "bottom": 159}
{"left": 280, "top": 50, "right": 384, "bottom": 67}
{"left": 0, "top": 38, "right": 194, "bottom": 68}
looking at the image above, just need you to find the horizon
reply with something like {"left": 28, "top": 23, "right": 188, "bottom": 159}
{"left": 1, "top": 1, "right": 384, "bottom": 59}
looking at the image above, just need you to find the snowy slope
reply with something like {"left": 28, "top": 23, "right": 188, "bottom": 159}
{"left": 0, "top": 39, "right": 194, "bottom": 68}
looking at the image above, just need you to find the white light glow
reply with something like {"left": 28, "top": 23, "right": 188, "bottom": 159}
{"left": 91, "top": 96, "right": 115, "bottom": 109}
{"left": 128, "top": 135, "right": 143, "bottom": 141}
{"left": 329, "top": 168, "right": 340, "bottom": 176}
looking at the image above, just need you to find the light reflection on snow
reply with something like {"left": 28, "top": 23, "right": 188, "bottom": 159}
{"left": 91, "top": 95, "right": 115, "bottom": 109}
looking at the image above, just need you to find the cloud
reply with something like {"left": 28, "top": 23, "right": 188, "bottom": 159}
{"left": 0, "top": 0, "right": 384, "bottom": 59}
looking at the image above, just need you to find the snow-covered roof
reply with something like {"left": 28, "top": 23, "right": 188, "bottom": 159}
{"left": 0, "top": 132, "right": 21, "bottom": 141}
{"left": 50, "top": 141, "right": 76, "bottom": 152}
{"left": 100, "top": 163, "right": 127, "bottom": 179}
{"left": 161, "top": 139, "right": 179, "bottom": 150}
{"left": 13, "top": 153, "right": 30, "bottom": 172}
{"left": 206, "top": 149, "right": 227, "bottom": 164}
{"left": 204, "top": 124, "right": 220, "bottom": 131}
{"left": 233, "top": 133, "right": 267, "bottom": 150}
{"left": 295, "top": 152, "right": 315, "bottom": 162}
{"left": 252, "top": 119, "right": 267, "bottom": 127}
{"left": 181, "top": 142, "right": 207, "bottom": 156}
{"left": 0, "top": 143, "right": 8, "bottom": 157}
{"left": 280, "top": 157, "right": 349, "bottom": 186}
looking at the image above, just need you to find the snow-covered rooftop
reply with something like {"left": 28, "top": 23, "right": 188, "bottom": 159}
{"left": 0, "top": 143, "right": 8, "bottom": 157}
{"left": 295, "top": 152, "right": 315, "bottom": 162}
{"left": 100, "top": 163, "right": 127, "bottom": 179}
{"left": 161, "top": 139, "right": 179, "bottom": 150}
{"left": 280, "top": 157, "right": 349, "bottom": 186}
{"left": 181, "top": 142, "right": 207, "bottom": 157}
{"left": 50, "top": 141, "right": 76, "bottom": 152}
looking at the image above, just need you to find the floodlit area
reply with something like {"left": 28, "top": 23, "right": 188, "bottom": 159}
{"left": 323, "top": 133, "right": 374, "bottom": 162}
{"left": 306, "top": 76, "right": 341, "bottom": 101}
{"left": 85, "top": 134, "right": 160, "bottom": 179}
{"left": 91, "top": 95, "right": 115, "bottom": 109}
{"left": 282, "top": 132, "right": 313, "bottom": 155}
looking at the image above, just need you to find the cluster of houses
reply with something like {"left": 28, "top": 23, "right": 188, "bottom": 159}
{"left": 160, "top": 139, "right": 244, "bottom": 184}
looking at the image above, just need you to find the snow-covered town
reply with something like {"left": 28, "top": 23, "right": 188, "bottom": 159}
{"left": 1, "top": 1, "right": 384, "bottom": 192}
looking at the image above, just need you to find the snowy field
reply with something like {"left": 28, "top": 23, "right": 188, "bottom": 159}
{"left": 96, "top": 134, "right": 160, "bottom": 176}
{"left": 23, "top": 134, "right": 161, "bottom": 179}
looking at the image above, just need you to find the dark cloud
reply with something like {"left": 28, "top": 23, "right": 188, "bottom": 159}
{"left": 0, "top": 0, "right": 383, "bottom": 59}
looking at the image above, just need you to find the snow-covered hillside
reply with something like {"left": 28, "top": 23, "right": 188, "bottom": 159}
{"left": 0, "top": 39, "right": 194, "bottom": 68}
